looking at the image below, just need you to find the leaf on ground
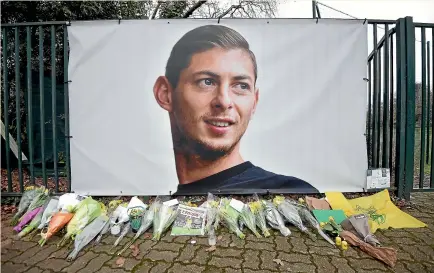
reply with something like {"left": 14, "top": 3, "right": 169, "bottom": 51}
{"left": 217, "top": 235, "right": 223, "bottom": 241}
{"left": 116, "top": 257, "right": 125, "bottom": 267}
{"left": 205, "top": 245, "right": 216, "bottom": 252}
{"left": 130, "top": 244, "right": 140, "bottom": 257}
{"left": 143, "top": 233, "right": 152, "bottom": 239}
{"left": 273, "top": 259, "right": 284, "bottom": 266}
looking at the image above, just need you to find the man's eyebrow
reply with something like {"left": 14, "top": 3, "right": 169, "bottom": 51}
{"left": 193, "top": 71, "right": 253, "bottom": 82}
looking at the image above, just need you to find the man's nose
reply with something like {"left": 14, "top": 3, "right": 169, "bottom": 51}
{"left": 212, "top": 84, "right": 233, "bottom": 109}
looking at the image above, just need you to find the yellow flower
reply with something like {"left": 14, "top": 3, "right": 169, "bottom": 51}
{"left": 329, "top": 216, "right": 335, "bottom": 222}
{"left": 298, "top": 198, "right": 305, "bottom": 203}
{"left": 320, "top": 222, "right": 326, "bottom": 228}
{"left": 341, "top": 240, "right": 348, "bottom": 250}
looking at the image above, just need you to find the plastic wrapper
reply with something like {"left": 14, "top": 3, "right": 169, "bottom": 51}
{"left": 152, "top": 200, "right": 179, "bottom": 241}
{"left": 204, "top": 193, "right": 219, "bottom": 234}
{"left": 10, "top": 186, "right": 44, "bottom": 226}
{"left": 13, "top": 207, "right": 43, "bottom": 233}
{"left": 22, "top": 188, "right": 49, "bottom": 220}
{"left": 67, "top": 215, "right": 108, "bottom": 261}
{"left": 38, "top": 211, "right": 74, "bottom": 246}
{"left": 262, "top": 200, "right": 291, "bottom": 237}
{"left": 297, "top": 205, "right": 334, "bottom": 246}
{"left": 58, "top": 197, "right": 103, "bottom": 247}
{"left": 239, "top": 204, "right": 261, "bottom": 238}
{"left": 57, "top": 193, "right": 86, "bottom": 213}
{"left": 111, "top": 222, "right": 131, "bottom": 251}
{"left": 16, "top": 199, "right": 48, "bottom": 239}
{"left": 118, "top": 199, "right": 157, "bottom": 255}
{"left": 248, "top": 202, "right": 270, "bottom": 237}
{"left": 273, "top": 197, "right": 316, "bottom": 240}
{"left": 36, "top": 197, "right": 59, "bottom": 231}
{"left": 218, "top": 198, "right": 245, "bottom": 239}
{"left": 94, "top": 199, "right": 123, "bottom": 245}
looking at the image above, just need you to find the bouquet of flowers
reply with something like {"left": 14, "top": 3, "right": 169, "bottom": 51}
{"left": 152, "top": 199, "right": 179, "bottom": 241}
{"left": 10, "top": 186, "right": 45, "bottom": 226}
{"left": 239, "top": 203, "right": 262, "bottom": 238}
{"left": 204, "top": 193, "right": 219, "bottom": 234}
{"left": 94, "top": 198, "right": 123, "bottom": 245}
{"left": 262, "top": 200, "right": 291, "bottom": 237}
{"left": 297, "top": 204, "right": 335, "bottom": 246}
{"left": 273, "top": 196, "right": 316, "bottom": 240}
{"left": 249, "top": 194, "right": 271, "bottom": 237}
{"left": 217, "top": 198, "right": 245, "bottom": 239}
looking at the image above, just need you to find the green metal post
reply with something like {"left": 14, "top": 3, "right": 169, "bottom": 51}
{"left": 26, "top": 26, "right": 35, "bottom": 184}
{"left": 39, "top": 26, "right": 47, "bottom": 187}
{"left": 372, "top": 23, "right": 379, "bottom": 168}
{"left": 404, "top": 16, "right": 416, "bottom": 198}
{"left": 312, "top": 1, "right": 317, "bottom": 19}
{"left": 395, "top": 18, "right": 407, "bottom": 198}
{"left": 431, "top": 28, "right": 434, "bottom": 188}
{"left": 15, "top": 27, "right": 24, "bottom": 192}
{"left": 420, "top": 28, "right": 427, "bottom": 189}
{"left": 64, "top": 26, "right": 71, "bottom": 192}
{"left": 382, "top": 24, "right": 390, "bottom": 168}
{"left": 2, "top": 28, "right": 12, "bottom": 190}
{"left": 51, "top": 25, "right": 58, "bottom": 192}
{"left": 427, "top": 40, "right": 431, "bottom": 165}
{"left": 368, "top": 62, "right": 372, "bottom": 166}
{"left": 389, "top": 35, "right": 394, "bottom": 170}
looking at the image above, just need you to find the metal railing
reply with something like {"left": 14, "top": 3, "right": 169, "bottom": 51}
{"left": 1, "top": 22, "right": 71, "bottom": 196}
{"left": 1, "top": 17, "right": 433, "bottom": 199}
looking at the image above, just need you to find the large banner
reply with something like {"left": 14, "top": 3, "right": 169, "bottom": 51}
{"left": 68, "top": 19, "right": 368, "bottom": 196}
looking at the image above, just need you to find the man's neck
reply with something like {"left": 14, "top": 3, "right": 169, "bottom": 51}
{"left": 174, "top": 147, "right": 244, "bottom": 185}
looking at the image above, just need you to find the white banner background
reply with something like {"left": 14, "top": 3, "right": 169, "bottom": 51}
{"left": 68, "top": 19, "right": 368, "bottom": 195}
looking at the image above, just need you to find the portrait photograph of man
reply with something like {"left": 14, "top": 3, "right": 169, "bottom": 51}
{"left": 68, "top": 19, "right": 368, "bottom": 196}
{"left": 153, "top": 24, "right": 319, "bottom": 195}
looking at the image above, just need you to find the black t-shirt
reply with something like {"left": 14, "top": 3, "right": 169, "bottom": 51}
{"left": 174, "top": 161, "right": 319, "bottom": 196}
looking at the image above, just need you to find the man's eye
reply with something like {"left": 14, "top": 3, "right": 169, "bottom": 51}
{"left": 198, "top": 79, "right": 215, "bottom": 88}
{"left": 235, "top": 83, "right": 250, "bottom": 91}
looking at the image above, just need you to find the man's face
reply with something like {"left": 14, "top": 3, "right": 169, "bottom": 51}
{"left": 171, "top": 47, "right": 258, "bottom": 157}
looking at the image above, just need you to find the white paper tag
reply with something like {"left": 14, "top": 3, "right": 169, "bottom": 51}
{"left": 163, "top": 199, "right": 179, "bottom": 207}
{"left": 366, "top": 168, "right": 390, "bottom": 189}
{"left": 229, "top": 198, "right": 245, "bottom": 212}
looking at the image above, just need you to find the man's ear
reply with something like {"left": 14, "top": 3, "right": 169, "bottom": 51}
{"left": 153, "top": 76, "right": 173, "bottom": 112}
{"left": 251, "top": 87, "right": 259, "bottom": 117}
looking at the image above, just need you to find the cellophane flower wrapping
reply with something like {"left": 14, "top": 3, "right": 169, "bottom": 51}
{"left": 36, "top": 197, "right": 59, "bottom": 230}
{"left": 273, "top": 196, "right": 316, "bottom": 240}
{"left": 10, "top": 186, "right": 44, "bottom": 226}
{"left": 118, "top": 198, "right": 157, "bottom": 255}
{"left": 13, "top": 207, "right": 43, "bottom": 233}
{"left": 94, "top": 199, "right": 123, "bottom": 244}
{"left": 297, "top": 204, "right": 335, "bottom": 246}
{"left": 67, "top": 215, "right": 108, "bottom": 261}
{"left": 239, "top": 204, "right": 262, "bottom": 238}
{"left": 16, "top": 199, "right": 48, "bottom": 239}
{"left": 249, "top": 195, "right": 271, "bottom": 237}
{"left": 262, "top": 200, "right": 291, "bottom": 236}
{"left": 217, "top": 198, "right": 245, "bottom": 239}
{"left": 58, "top": 197, "right": 103, "bottom": 247}
{"left": 205, "top": 193, "right": 219, "bottom": 234}
{"left": 152, "top": 199, "right": 179, "bottom": 241}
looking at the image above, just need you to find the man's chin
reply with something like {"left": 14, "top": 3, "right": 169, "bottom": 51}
{"left": 192, "top": 142, "right": 235, "bottom": 160}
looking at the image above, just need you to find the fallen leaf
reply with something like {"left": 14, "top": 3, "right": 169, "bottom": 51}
{"left": 217, "top": 235, "right": 223, "bottom": 241}
{"left": 143, "top": 233, "right": 152, "bottom": 239}
{"left": 131, "top": 244, "right": 140, "bottom": 257}
{"left": 116, "top": 257, "right": 125, "bottom": 267}
{"left": 273, "top": 259, "right": 284, "bottom": 266}
{"left": 205, "top": 245, "right": 216, "bottom": 252}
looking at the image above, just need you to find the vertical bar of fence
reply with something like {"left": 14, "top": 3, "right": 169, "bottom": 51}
{"left": 427, "top": 40, "right": 431, "bottom": 165}
{"left": 377, "top": 47, "right": 382, "bottom": 166}
{"left": 51, "top": 25, "right": 58, "bottom": 192}
{"left": 2, "top": 29, "right": 13, "bottom": 191}
{"left": 64, "top": 26, "right": 71, "bottom": 192}
{"left": 15, "top": 27, "right": 24, "bottom": 192}
{"left": 395, "top": 18, "right": 407, "bottom": 198}
{"left": 372, "top": 23, "right": 379, "bottom": 168}
{"left": 404, "top": 16, "right": 416, "bottom": 198}
{"left": 368, "top": 62, "right": 372, "bottom": 166}
{"left": 390, "top": 34, "right": 395, "bottom": 170}
{"left": 26, "top": 26, "right": 35, "bottom": 184}
{"left": 39, "top": 26, "right": 47, "bottom": 187}
{"left": 420, "top": 28, "right": 427, "bottom": 189}
{"left": 382, "top": 24, "right": 390, "bottom": 168}
{"left": 430, "top": 27, "right": 434, "bottom": 188}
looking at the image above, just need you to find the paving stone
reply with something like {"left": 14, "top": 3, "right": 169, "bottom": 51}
{"left": 108, "top": 257, "right": 140, "bottom": 271}
{"left": 390, "top": 236, "right": 421, "bottom": 245}
{"left": 416, "top": 245, "right": 434, "bottom": 259}
{"left": 402, "top": 245, "right": 430, "bottom": 262}
{"left": 94, "top": 267, "right": 127, "bottom": 273}
{"left": 392, "top": 262, "right": 412, "bottom": 273}
{"left": 286, "top": 262, "right": 317, "bottom": 273}
{"left": 25, "top": 267, "right": 44, "bottom": 273}
{"left": 214, "top": 247, "right": 243, "bottom": 258}
{"left": 331, "top": 257, "right": 355, "bottom": 273}
{"left": 192, "top": 237, "right": 209, "bottom": 246}
{"left": 348, "top": 258, "right": 387, "bottom": 271}
{"left": 209, "top": 256, "right": 242, "bottom": 269}
{"left": 245, "top": 233, "right": 274, "bottom": 243}
{"left": 278, "top": 252, "right": 311, "bottom": 264}
{"left": 136, "top": 240, "right": 157, "bottom": 259}
{"left": 289, "top": 237, "right": 308, "bottom": 254}
{"left": 396, "top": 248, "right": 415, "bottom": 262}
{"left": 24, "top": 245, "right": 58, "bottom": 266}
{"left": 203, "top": 267, "right": 224, "bottom": 273}
{"left": 312, "top": 254, "right": 336, "bottom": 273}
{"left": 242, "top": 249, "right": 260, "bottom": 270}
{"left": 173, "top": 236, "right": 191, "bottom": 243}
{"left": 275, "top": 236, "right": 292, "bottom": 252}
{"left": 245, "top": 241, "right": 274, "bottom": 252}
{"left": 230, "top": 235, "right": 246, "bottom": 248}
{"left": 62, "top": 251, "right": 98, "bottom": 273}
{"left": 168, "top": 263, "right": 205, "bottom": 273}
{"left": 6, "top": 240, "right": 37, "bottom": 252}
{"left": 153, "top": 241, "right": 184, "bottom": 252}
{"left": 308, "top": 246, "right": 340, "bottom": 256}
{"left": 190, "top": 247, "right": 212, "bottom": 265}
{"left": 1, "top": 248, "right": 21, "bottom": 261}
{"left": 305, "top": 238, "right": 333, "bottom": 247}
{"left": 146, "top": 250, "right": 178, "bottom": 262}
{"left": 37, "top": 258, "right": 71, "bottom": 271}
{"left": 134, "top": 262, "right": 154, "bottom": 273}
{"left": 217, "top": 233, "right": 232, "bottom": 247}
{"left": 244, "top": 270, "right": 281, "bottom": 273}
{"left": 1, "top": 262, "right": 29, "bottom": 273}
{"left": 405, "top": 262, "right": 429, "bottom": 273}
{"left": 224, "top": 269, "right": 242, "bottom": 273}
{"left": 175, "top": 244, "right": 198, "bottom": 263}
{"left": 259, "top": 249, "right": 279, "bottom": 271}
{"left": 77, "top": 253, "right": 111, "bottom": 273}
{"left": 149, "top": 262, "right": 171, "bottom": 273}
{"left": 340, "top": 247, "right": 360, "bottom": 258}
{"left": 160, "top": 233, "right": 175, "bottom": 243}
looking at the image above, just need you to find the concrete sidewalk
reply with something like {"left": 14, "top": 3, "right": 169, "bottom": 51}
{"left": 1, "top": 193, "right": 434, "bottom": 273}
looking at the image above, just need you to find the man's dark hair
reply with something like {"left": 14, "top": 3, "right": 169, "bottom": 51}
{"left": 165, "top": 24, "right": 258, "bottom": 89}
